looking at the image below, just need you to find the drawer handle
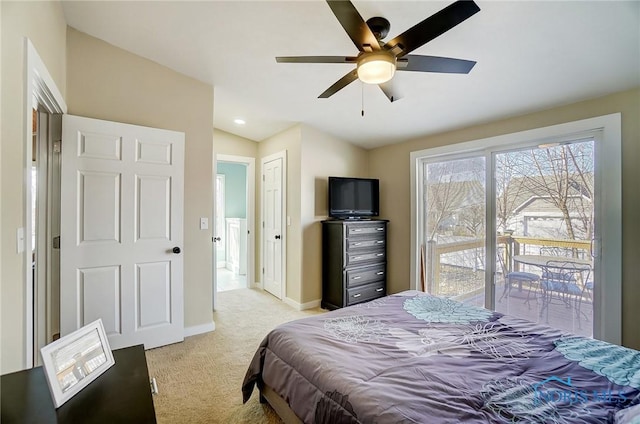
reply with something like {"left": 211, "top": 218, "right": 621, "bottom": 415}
{"left": 376, "top": 253, "right": 384, "bottom": 257}
{"left": 376, "top": 228, "right": 384, "bottom": 231}
{"left": 352, "top": 276, "right": 361, "bottom": 280}
{"left": 376, "top": 271, "right": 384, "bottom": 275}
{"left": 353, "top": 242, "right": 362, "bottom": 246}
{"left": 376, "top": 240, "right": 384, "bottom": 244}
{"left": 353, "top": 293, "right": 362, "bottom": 298}
{"left": 376, "top": 288, "right": 384, "bottom": 292}
{"left": 353, "top": 229, "right": 362, "bottom": 232}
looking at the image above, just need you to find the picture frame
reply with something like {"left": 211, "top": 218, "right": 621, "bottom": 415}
{"left": 40, "top": 319, "right": 115, "bottom": 408}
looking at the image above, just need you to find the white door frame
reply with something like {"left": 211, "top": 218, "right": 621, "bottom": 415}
{"left": 410, "top": 113, "right": 622, "bottom": 345}
{"left": 24, "top": 39, "right": 67, "bottom": 368}
{"left": 215, "top": 174, "right": 226, "bottom": 268}
{"left": 213, "top": 154, "right": 255, "bottom": 310}
{"left": 260, "top": 151, "right": 287, "bottom": 299}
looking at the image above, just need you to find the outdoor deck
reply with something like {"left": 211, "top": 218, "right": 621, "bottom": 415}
{"left": 464, "top": 282, "right": 593, "bottom": 338}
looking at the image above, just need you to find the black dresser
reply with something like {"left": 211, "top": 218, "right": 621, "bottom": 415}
{"left": 321, "top": 219, "right": 388, "bottom": 310}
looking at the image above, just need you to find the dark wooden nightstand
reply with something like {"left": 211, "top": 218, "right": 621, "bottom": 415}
{"left": 1, "top": 344, "right": 156, "bottom": 424}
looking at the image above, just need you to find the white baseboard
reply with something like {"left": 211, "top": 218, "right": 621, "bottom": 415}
{"left": 284, "top": 297, "right": 321, "bottom": 311}
{"left": 184, "top": 321, "right": 215, "bottom": 338}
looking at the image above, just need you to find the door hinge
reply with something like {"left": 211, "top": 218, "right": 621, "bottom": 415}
{"left": 52, "top": 236, "right": 60, "bottom": 249}
{"left": 53, "top": 140, "right": 62, "bottom": 153}
{"left": 262, "top": 174, "right": 265, "bottom": 181}
{"left": 262, "top": 267, "right": 265, "bottom": 274}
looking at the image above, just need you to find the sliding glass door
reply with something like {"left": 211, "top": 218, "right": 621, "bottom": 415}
{"left": 421, "top": 155, "right": 487, "bottom": 307}
{"left": 419, "top": 138, "right": 596, "bottom": 337}
{"left": 493, "top": 140, "right": 594, "bottom": 337}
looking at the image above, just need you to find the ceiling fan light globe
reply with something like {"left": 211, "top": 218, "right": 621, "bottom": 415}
{"left": 357, "top": 53, "right": 396, "bottom": 84}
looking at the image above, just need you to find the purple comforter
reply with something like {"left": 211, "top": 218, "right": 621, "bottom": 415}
{"left": 242, "top": 291, "right": 639, "bottom": 423}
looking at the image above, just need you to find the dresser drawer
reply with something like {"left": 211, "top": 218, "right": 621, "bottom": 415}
{"left": 345, "top": 249, "right": 385, "bottom": 267}
{"left": 346, "top": 223, "right": 386, "bottom": 237}
{"left": 346, "top": 264, "right": 385, "bottom": 288}
{"left": 346, "top": 282, "right": 386, "bottom": 306}
{"left": 346, "top": 235, "right": 385, "bottom": 251}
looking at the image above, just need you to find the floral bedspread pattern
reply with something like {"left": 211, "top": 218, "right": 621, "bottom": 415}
{"left": 242, "top": 291, "right": 639, "bottom": 423}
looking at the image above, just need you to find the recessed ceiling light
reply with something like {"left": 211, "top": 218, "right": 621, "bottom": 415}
{"left": 233, "top": 118, "right": 246, "bottom": 125}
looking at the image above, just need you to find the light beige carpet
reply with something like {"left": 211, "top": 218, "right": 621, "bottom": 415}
{"left": 145, "top": 288, "right": 324, "bottom": 423}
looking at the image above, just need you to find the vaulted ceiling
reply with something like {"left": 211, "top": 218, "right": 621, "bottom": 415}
{"left": 62, "top": 1, "right": 640, "bottom": 149}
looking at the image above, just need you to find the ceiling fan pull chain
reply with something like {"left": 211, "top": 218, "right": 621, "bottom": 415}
{"left": 361, "top": 82, "right": 365, "bottom": 117}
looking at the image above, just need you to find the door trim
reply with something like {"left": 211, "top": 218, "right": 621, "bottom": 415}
{"left": 410, "top": 113, "right": 621, "bottom": 345}
{"left": 212, "top": 154, "right": 255, "bottom": 310}
{"left": 24, "top": 39, "right": 67, "bottom": 368}
{"left": 215, "top": 173, "right": 226, "bottom": 269}
{"left": 260, "top": 151, "right": 287, "bottom": 299}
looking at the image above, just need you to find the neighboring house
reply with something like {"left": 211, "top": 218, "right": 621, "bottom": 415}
{"left": 502, "top": 174, "right": 594, "bottom": 241}
{"left": 1, "top": 2, "right": 638, "bottom": 376}
{"left": 507, "top": 195, "right": 592, "bottom": 240}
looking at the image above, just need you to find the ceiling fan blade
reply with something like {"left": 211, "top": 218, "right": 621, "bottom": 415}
{"left": 398, "top": 55, "right": 476, "bottom": 73}
{"left": 319, "top": 69, "right": 359, "bottom": 98}
{"left": 326, "top": 0, "right": 381, "bottom": 51}
{"left": 276, "top": 56, "right": 357, "bottom": 64}
{"left": 385, "top": 0, "right": 480, "bottom": 57}
{"left": 378, "top": 82, "right": 401, "bottom": 103}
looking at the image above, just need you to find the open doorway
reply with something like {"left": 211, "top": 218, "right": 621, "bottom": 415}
{"left": 31, "top": 108, "right": 63, "bottom": 365}
{"left": 213, "top": 155, "right": 255, "bottom": 306}
{"left": 25, "top": 40, "right": 68, "bottom": 368}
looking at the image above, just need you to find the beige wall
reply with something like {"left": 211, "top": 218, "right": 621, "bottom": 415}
{"left": 213, "top": 128, "right": 258, "bottom": 158}
{"left": 1, "top": 1, "right": 67, "bottom": 374}
{"left": 66, "top": 28, "right": 215, "bottom": 332}
{"left": 256, "top": 124, "right": 369, "bottom": 305}
{"left": 369, "top": 88, "right": 640, "bottom": 350}
{"left": 300, "top": 125, "right": 368, "bottom": 303}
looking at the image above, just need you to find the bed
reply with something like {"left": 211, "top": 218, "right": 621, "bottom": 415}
{"left": 242, "top": 291, "right": 640, "bottom": 423}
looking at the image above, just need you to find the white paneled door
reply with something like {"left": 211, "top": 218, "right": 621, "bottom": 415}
{"left": 60, "top": 115, "right": 184, "bottom": 350}
{"left": 262, "top": 154, "right": 285, "bottom": 299}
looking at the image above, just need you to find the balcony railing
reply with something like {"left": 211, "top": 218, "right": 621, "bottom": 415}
{"left": 424, "top": 235, "right": 591, "bottom": 298}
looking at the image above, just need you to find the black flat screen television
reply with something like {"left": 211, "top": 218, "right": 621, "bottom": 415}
{"left": 328, "top": 176, "right": 379, "bottom": 219}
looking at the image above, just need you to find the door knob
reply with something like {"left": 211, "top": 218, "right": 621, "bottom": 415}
{"left": 172, "top": 247, "right": 181, "bottom": 254}
{"left": 275, "top": 235, "right": 281, "bottom": 240}
{"left": 213, "top": 237, "right": 221, "bottom": 242}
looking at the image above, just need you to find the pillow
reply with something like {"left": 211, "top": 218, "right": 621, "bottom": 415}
{"left": 615, "top": 404, "right": 640, "bottom": 424}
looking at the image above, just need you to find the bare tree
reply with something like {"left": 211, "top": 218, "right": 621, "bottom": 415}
{"left": 515, "top": 142, "right": 594, "bottom": 242}
{"left": 425, "top": 159, "right": 485, "bottom": 240}
{"left": 495, "top": 152, "right": 527, "bottom": 233}
{"left": 425, "top": 169, "right": 461, "bottom": 240}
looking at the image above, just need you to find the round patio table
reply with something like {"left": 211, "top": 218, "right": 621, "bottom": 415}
{"left": 513, "top": 255, "right": 592, "bottom": 271}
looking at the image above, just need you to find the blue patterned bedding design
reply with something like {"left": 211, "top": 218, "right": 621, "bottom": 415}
{"left": 243, "top": 291, "right": 639, "bottom": 423}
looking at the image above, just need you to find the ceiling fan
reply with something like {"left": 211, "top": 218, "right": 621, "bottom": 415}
{"left": 276, "top": 0, "right": 480, "bottom": 102}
